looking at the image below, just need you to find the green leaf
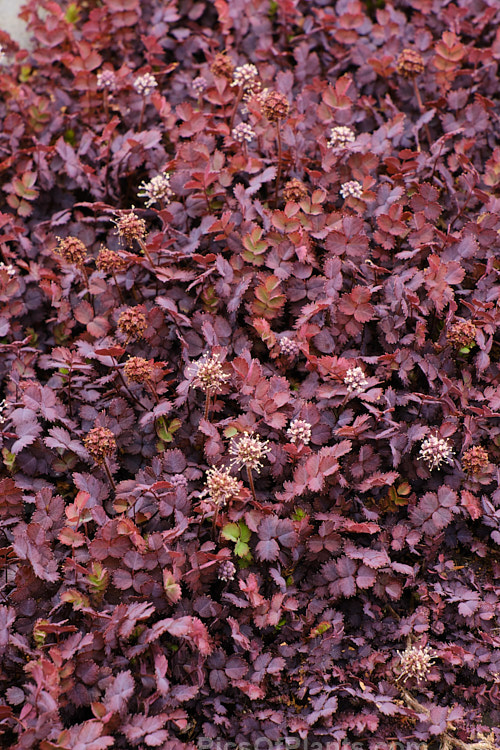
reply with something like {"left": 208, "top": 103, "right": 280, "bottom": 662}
{"left": 238, "top": 521, "right": 251, "bottom": 543}
{"left": 222, "top": 523, "right": 241, "bottom": 543}
{"left": 234, "top": 540, "right": 250, "bottom": 558}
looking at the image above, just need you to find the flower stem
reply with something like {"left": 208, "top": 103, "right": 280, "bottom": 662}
{"left": 412, "top": 78, "right": 432, "bottom": 147}
{"left": 102, "top": 458, "right": 116, "bottom": 494}
{"left": 111, "top": 268, "right": 125, "bottom": 303}
{"left": 274, "top": 120, "right": 283, "bottom": 207}
{"left": 204, "top": 392, "right": 211, "bottom": 421}
{"left": 137, "top": 237, "right": 155, "bottom": 267}
{"left": 246, "top": 465, "right": 257, "bottom": 502}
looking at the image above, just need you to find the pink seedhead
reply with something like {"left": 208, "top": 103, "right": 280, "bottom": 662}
{"left": 96, "top": 247, "right": 127, "bottom": 274}
{"left": 262, "top": 91, "right": 289, "bottom": 122}
{"left": 114, "top": 212, "right": 147, "bottom": 247}
{"left": 117, "top": 307, "right": 148, "bottom": 340}
{"left": 124, "top": 356, "right": 156, "bottom": 384}
{"left": 84, "top": 426, "right": 116, "bottom": 465}
{"left": 283, "top": 179, "right": 308, "bottom": 203}
{"left": 447, "top": 320, "right": 477, "bottom": 349}
{"left": 54, "top": 236, "right": 87, "bottom": 265}
{"left": 462, "top": 446, "right": 489, "bottom": 475}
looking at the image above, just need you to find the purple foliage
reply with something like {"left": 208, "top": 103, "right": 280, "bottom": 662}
{"left": 0, "top": 0, "right": 499, "bottom": 748}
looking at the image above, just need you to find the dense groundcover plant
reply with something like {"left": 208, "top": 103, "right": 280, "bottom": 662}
{"left": 1, "top": 0, "right": 500, "bottom": 747}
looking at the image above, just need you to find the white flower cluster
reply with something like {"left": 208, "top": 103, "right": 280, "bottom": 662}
{"left": 418, "top": 434, "right": 454, "bottom": 471}
{"left": 192, "top": 76, "right": 207, "bottom": 95}
{"left": 218, "top": 560, "right": 236, "bottom": 581}
{"left": 0, "top": 263, "right": 16, "bottom": 277}
{"left": 97, "top": 69, "right": 117, "bottom": 92}
{"left": 231, "top": 64, "right": 259, "bottom": 90}
{"left": 229, "top": 432, "right": 270, "bottom": 473}
{"left": 286, "top": 419, "right": 312, "bottom": 446}
{"left": 328, "top": 126, "right": 356, "bottom": 148}
{"left": 206, "top": 466, "right": 241, "bottom": 506}
{"left": 138, "top": 172, "right": 173, "bottom": 208}
{"left": 344, "top": 367, "right": 369, "bottom": 394}
{"left": 279, "top": 337, "right": 300, "bottom": 356}
{"left": 188, "top": 352, "right": 230, "bottom": 395}
{"left": 133, "top": 73, "right": 158, "bottom": 96}
{"left": 396, "top": 645, "right": 435, "bottom": 684}
{"left": 232, "top": 122, "right": 256, "bottom": 143}
{"left": 340, "top": 180, "right": 363, "bottom": 199}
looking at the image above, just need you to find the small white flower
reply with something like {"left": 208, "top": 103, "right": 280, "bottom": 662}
{"left": 138, "top": 172, "right": 173, "bottom": 208}
{"left": 232, "top": 122, "right": 256, "bottom": 143}
{"left": 278, "top": 337, "right": 300, "bottom": 356}
{"left": 206, "top": 466, "right": 241, "bottom": 506}
{"left": 231, "top": 64, "right": 259, "bottom": 90}
{"left": 287, "top": 419, "right": 312, "bottom": 445}
{"left": 97, "top": 69, "right": 117, "bottom": 92}
{"left": 328, "top": 126, "right": 356, "bottom": 148}
{"left": 340, "top": 180, "right": 363, "bottom": 200}
{"left": 396, "top": 645, "right": 435, "bottom": 684}
{"left": 229, "top": 432, "right": 270, "bottom": 473}
{"left": 187, "top": 353, "right": 230, "bottom": 395}
{"left": 0, "top": 263, "right": 16, "bottom": 277}
{"left": 192, "top": 76, "right": 207, "bottom": 95}
{"left": 344, "top": 367, "right": 369, "bottom": 394}
{"left": 133, "top": 73, "right": 158, "bottom": 96}
{"left": 419, "top": 435, "right": 454, "bottom": 471}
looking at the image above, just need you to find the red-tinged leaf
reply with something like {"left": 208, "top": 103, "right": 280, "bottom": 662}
{"left": 49, "top": 720, "right": 114, "bottom": 750}
{"left": 344, "top": 542, "right": 390, "bottom": 569}
{"left": 227, "top": 617, "right": 251, "bottom": 650}
{"left": 461, "top": 490, "right": 482, "bottom": 520}
{"left": 255, "top": 538, "right": 279, "bottom": 561}
{"left": 233, "top": 680, "right": 265, "bottom": 699}
{"left": 94, "top": 346, "right": 125, "bottom": 358}
{"left": 0, "top": 605, "right": 16, "bottom": 649}
{"left": 58, "top": 527, "right": 86, "bottom": 547}
{"left": 160, "top": 616, "right": 213, "bottom": 655}
{"left": 342, "top": 520, "right": 380, "bottom": 534}
{"left": 163, "top": 570, "right": 182, "bottom": 603}
{"left": 45, "top": 427, "right": 87, "bottom": 459}
{"left": 357, "top": 471, "right": 399, "bottom": 492}
{"left": 225, "top": 656, "right": 248, "bottom": 680}
{"left": 74, "top": 300, "right": 94, "bottom": 325}
{"left": 0, "top": 705, "right": 13, "bottom": 720}
{"left": 87, "top": 317, "right": 110, "bottom": 338}
{"left": 104, "top": 670, "right": 134, "bottom": 713}
{"left": 10, "top": 408, "right": 42, "bottom": 454}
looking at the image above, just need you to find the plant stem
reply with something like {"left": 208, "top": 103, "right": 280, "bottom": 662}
{"left": 246, "top": 465, "right": 257, "bottom": 502}
{"left": 102, "top": 458, "right": 116, "bottom": 494}
{"left": 138, "top": 98, "right": 146, "bottom": 132}
{"left": 229, "top": 86, "right": 244, "bottom": 133}
{"left": 274, "top": 120, "right": 283, "bottom": 207}
{"left": 137, "top": 237, "right": 155, "bottom": 267}
{"left": 412, "top": 78, "right": 432, "bottom": 147}
{"left": 111, "top": 268, "right": 125, "bottom": 303}
{"left": 204, "top": 392, "right": 211, "bottom": 421}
